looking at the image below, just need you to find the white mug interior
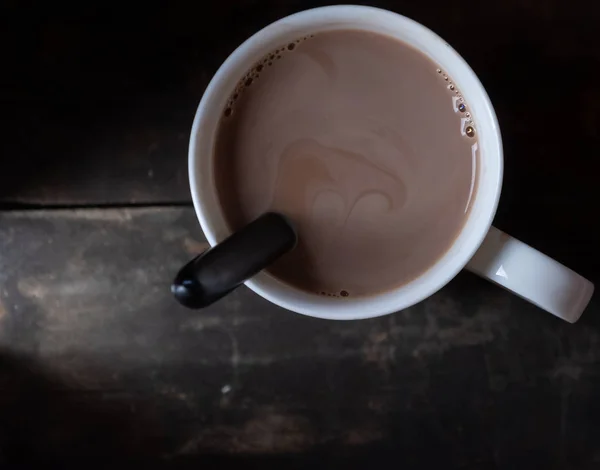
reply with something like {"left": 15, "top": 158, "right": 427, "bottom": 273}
{"left": 189, "top": 5, "right": 503, "bottom": 320}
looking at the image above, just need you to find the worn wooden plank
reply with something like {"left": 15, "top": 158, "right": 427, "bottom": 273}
{"left": 0, "top": 207, "right": 599, "bottom": 466}
{"left": 1, "top": 1, "right": 599, "bottom": 207}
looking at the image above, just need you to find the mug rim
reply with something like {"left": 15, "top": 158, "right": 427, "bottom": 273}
{"left": 189, "top": 5, "right": 503, "bottom": 319}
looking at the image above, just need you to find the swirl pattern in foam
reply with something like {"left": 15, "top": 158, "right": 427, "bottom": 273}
{"left": 215, "top": 30, "right": 478, "bottom": 297}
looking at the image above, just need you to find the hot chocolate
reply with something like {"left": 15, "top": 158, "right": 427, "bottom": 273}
{"left": 214, "top": 29, "right": 478, "bottom": 297}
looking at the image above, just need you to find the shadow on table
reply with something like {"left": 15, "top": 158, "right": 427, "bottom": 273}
{"left": 0, "top": 351, "right": 429, "bottom": 470}
{"left": 0, "top": 351, "right": 158, "bottom": 465}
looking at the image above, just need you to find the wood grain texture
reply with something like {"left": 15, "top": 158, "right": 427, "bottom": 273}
{"left": 1, "top": 1, "right": 599, "bottom": 211}
{"left": 0, "top": 207, "right": 599, "bottom": 467}
{"left": 1, "top": 0, "right": 599, "bottom": 466}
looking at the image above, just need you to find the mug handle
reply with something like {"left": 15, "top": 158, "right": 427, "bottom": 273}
{"left": 466, "top": 226, "right": 594, "bottom": 323}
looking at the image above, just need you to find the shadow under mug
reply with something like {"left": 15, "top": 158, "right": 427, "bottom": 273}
{"left": 184, "top": 5, "right": 594, "bottom": 322}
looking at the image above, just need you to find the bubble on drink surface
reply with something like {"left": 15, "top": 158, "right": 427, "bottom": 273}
{"left": 438, "top": 66, "right": 478, "bottom": 144}
{"left": 317, "top": 290, "right": 347, "bottom": 297}
{"left": 224, "top": 35, "right": 316, "bottom": 115}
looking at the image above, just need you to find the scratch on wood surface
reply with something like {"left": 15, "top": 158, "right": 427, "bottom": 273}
{"left": 180, "top": 316, "right": 229, "bottom": 331}
{"left": 549, "top": 330, "right": 600, "bottom": 378}
{"left": 358, "top": 297, "right": 510, "bottom": 366}
{"left": 178, "top": 317, "right": 241, "bottom": 389}
{"left": 552, "top": 363, "right": 584, "bottom": 381}
{"left": 560, "top": 389, "right": 569, "bottom": 462}
{"left": 17, "top": 277, "right": 114, "bottom": 299}
{"left": 159, "top": 385, "right": 197, "bottom": 409}
{"left": 410, "top": 312, "right": 502, "bottom": 357}
{"left": 179, "top": 314, "right": 260, "bottom": 331}
{"left": 344, "top": 426, "right": 384, "bottom": 445}
{"left": 174, "top": 407, "right": 315, "bottom": 455}
{"left": 407, "top": 296, "right": 509, "bottom": 356}
{"left": 173, "top": 407, "right": 385, "bottom": 454}
{"left": 226, "top": 327, "right": 240, "bottom": 388}
{"left": 362, "top": 329, "right": 395, "bottom": 373}
{"left": 17, "top": 278, "right": 48, "bottom": 299}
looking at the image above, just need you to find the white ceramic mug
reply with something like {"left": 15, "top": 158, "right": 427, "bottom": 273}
{"left": 189, "top": 5, "right": 594, "bottom": 322}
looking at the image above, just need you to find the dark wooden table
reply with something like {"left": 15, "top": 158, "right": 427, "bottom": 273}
{"left": 1, "top": 1, "right": 599, "bottom": 468}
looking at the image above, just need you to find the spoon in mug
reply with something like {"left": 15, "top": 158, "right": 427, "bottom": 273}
{"left": 172, "top": 212, "right": 297, "bottom": 308}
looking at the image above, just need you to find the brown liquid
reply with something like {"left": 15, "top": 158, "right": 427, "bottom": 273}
{"left": 214, "top": 30, "right": 478, "bottom": 297}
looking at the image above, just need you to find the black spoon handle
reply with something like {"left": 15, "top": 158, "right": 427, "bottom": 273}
{"left": 172, "top": 212, "right": 297, "bottom": 309}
